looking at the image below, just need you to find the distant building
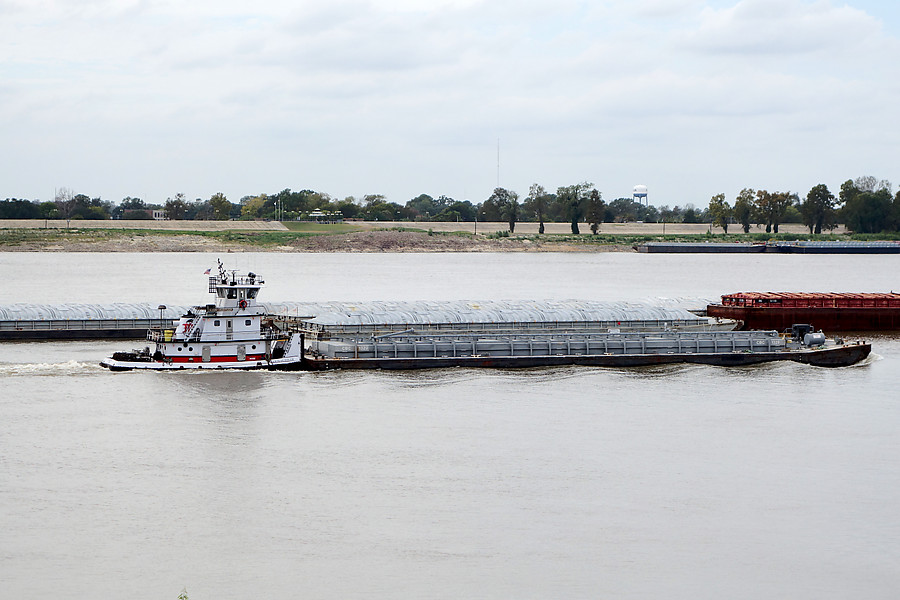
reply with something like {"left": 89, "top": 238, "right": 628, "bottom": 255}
{"left": 303, "top": 209, "right": 344, "bottom": 223}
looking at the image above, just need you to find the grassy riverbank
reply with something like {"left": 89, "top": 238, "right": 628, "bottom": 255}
{"left": 1, "top": 223, "right": 897, "bottom": 252}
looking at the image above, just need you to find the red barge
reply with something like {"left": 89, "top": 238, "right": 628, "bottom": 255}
{"left": 707, "top": 292, "right": 900, "bottom": 332}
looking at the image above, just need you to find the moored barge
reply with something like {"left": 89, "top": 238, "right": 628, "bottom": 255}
{"left": 707, "top": 292, "right": 900, "bottom": 332}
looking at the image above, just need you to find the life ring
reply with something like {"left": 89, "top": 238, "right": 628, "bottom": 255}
{"left": 239, "top": 299, "right": 248, "bottom": 309}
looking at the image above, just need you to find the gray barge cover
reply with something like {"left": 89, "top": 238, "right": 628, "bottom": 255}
{"left": 263, "top": 299, "right": 709, "bottom": 327}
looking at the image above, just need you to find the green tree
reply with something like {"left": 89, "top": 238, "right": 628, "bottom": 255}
{"left": 586, "top": 189, "right": 605, "bottom": 234}
{"left": 524, "top": 183, "right": 549, "bottom": 233}
{"left": 0, "top": 198, "right": 42, "bottom": 218}
{"left": 801, "top": 184, "right": 837, "bottom": 234}
{"left": 708, "top": 193, "right": 732, "bottom": 233}
{"left": 360, "top": 194, "right": 402, "bottom": 221}
{"left": 557, "top": 182, "right": 593, "bottom": 234}
{"left": 334, "top": 197, "right": 361, "bottom": 220}
{"left": 240, "top": 195, "right": 267, "bottom": 220}
{"left": 733, "top": 188, "right": 754, "bottom": 233}
{"left": 165, "top": 193, "right": 188, "bottom": 220}
{"left": 406, "top": 194, "right": 437, "bottom": 220}
{"left": 486, "top": 187, "right": 519, "bottom": 233}
{"left": 754, "top": 190, "right": 792, "bottom": 233}
{"left": 839, "top": 178, "right": 897, "bottom": 233}
{"left": 209, "top": 192, "right": 232, "bottom": 220}
{"left": 113, "top": 196, "right": 146, "bottom": 219}
{"left": 772, "top": 192, "right": 794, "bottom": 233}
{"left": 842, "top": 188, "right": 894, "bottom": 233}
{"left": 38, "top": 201, "right": 59, "bottom": 219}
{"left": 682, "top": 205, "right": 698, "bottom": 224}
{"left": 895, "top": 190, "right": 900, "bottom": 230}
{"left": 607, "top": 197, "right": 640, "bottom": 222}
{"left": 478, "top": 195, "right": 503, "bottom": 222}
{"left": 434, "top": 200, "right": 476, "bottom": 222}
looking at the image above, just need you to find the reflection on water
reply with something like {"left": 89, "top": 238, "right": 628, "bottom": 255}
{"left": 158, "top": 369, "right": 271, "bottom": 398}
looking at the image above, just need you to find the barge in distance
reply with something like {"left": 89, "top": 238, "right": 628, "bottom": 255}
{"left": 635, "top": 241, "right": 900, "bottom": 253}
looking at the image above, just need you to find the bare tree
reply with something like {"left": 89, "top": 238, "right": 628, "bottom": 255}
{"left": 54, "top": 187, "right": 75, "bottom": 228}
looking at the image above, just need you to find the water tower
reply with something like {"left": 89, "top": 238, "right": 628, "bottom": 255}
{"left": 633, "top": 184, "right": 648, "bottom": 206}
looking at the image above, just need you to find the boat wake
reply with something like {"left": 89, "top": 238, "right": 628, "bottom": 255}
{"left": 851, "top": 352, "right": 883, "bottom": 367}
{"left": 0, "top": 360, "right": 103, "bottom": 377}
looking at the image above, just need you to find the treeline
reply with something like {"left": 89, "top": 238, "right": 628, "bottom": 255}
{"left": 706, "top": 176, "right": 900, "bottom": 235}
{"left": 0, "top": 190, "right": 236, "bottom": 222}
{"left": 0, "top": 183, "right": 718, "bottom": 231}
{"left": 3, "top": 176, "right": 899, "bottom": 234}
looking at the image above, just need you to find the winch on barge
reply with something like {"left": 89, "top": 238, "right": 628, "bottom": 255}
{"left": 100, "top": 261, "right": 302, "bottom": 371}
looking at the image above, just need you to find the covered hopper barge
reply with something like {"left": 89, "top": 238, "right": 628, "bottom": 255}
{"left": 272, "top": 302, "right": 869, "bottom": 370}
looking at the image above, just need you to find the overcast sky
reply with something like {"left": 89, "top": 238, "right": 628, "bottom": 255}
{"left": 2, "top": 0, "right": 898, "bottom": 208}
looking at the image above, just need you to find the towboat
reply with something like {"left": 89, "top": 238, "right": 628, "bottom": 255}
{"left": 100, "top": 263, "right": 871, "bottom": 372}
{"left": 100, "top": 261, "right": 303, "bottom": 371}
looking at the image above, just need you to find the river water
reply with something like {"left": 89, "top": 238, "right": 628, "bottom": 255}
{"left": 2, "top": 252, "right": 899, "bottom": 599}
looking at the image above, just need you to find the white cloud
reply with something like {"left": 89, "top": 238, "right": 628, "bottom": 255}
{"left": 1, "top": 0, "right": 898, "bottom": 205}
{"left": 679, "top": 0, "right": 883, "bottom": 55}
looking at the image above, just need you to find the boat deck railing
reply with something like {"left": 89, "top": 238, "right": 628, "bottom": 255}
{"left": 147, "top": 327, "right": 288, "bottom": 343}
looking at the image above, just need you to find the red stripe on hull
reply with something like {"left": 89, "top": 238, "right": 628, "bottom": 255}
{"left": 166, "top": 354, "right": 266, "bottom": 363}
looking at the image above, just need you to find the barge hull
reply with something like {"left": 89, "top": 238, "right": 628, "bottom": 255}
{"left": 302, "top": 343, "right": 870, "bottom": 370}
{"left": 1, "top": 328, "right": 151, "bottom": 341}
{"left": 707, "top": 306, "right": 900, "bottom": 332}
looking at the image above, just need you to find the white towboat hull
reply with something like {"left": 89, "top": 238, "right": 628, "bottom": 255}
{"left": 99, "top": 355, "right": 303, "bottom": 371}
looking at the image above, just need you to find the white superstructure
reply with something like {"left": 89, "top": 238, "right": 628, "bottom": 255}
{"left": 100, "top": 261, "right": 303, "bottom": 371}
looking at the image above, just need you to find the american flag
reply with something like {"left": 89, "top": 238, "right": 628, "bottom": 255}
{"left": 203, "top": 268, "right": 211, "bottom": 274}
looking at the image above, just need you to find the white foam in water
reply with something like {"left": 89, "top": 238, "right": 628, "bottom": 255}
{"left": 0, "top": 360, "right": 102, "bottom": 376}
